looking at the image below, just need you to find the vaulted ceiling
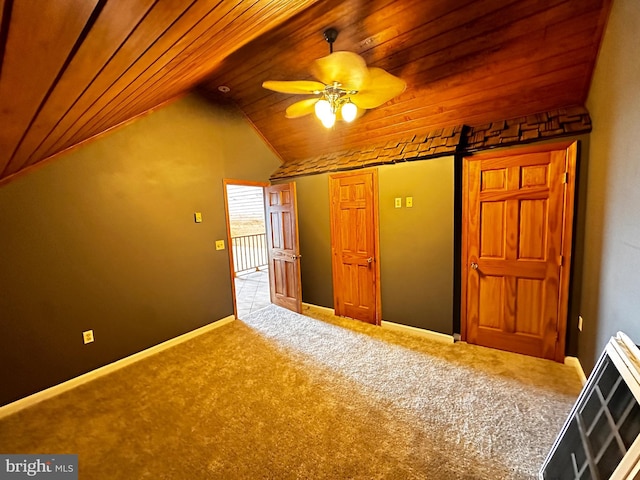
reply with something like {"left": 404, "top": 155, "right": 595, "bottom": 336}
{"left": 0, "top": 0, "right": 611, "bottom": 183}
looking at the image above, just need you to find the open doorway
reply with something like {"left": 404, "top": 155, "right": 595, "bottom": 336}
{"left": 224, "top": 180, "right": 270, "bottom": 318}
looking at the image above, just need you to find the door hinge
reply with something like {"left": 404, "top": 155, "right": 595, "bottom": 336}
{"left": 562, "top": 172, "right": 568, "bottom": 184}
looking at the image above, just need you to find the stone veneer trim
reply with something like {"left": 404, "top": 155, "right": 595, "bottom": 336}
{"left": 270, "top": 106, "right": 590, "bottom": 180}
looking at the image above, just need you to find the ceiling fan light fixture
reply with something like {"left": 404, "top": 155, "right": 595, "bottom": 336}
{"left": 341, "top": 101, "right": 357, "bottom": 122}
{"left": 262, "top": 28, "right": 405, "bottom": 129}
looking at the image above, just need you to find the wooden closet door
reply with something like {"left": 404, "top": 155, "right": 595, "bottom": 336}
{"left": 329, "top": 170, "right": 380, "bottom": 324}
{"left": 462, "top": 142, "right": 577, "bottom": 361}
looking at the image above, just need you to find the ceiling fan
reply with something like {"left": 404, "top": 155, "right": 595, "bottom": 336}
{"left": 262, "top": 28, "right": 406, "bottom": 128}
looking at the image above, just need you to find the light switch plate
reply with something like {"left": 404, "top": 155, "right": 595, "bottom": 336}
{"left": 215, "top": 240, "right": 225, "bottom": 250}
{"left": 83, "top": 330, "right": 94, "bottom": 344}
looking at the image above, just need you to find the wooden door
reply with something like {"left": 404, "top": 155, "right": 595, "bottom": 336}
{"left": 329, "top": 170, "right": 381, "bottom": 324}
{"left": 264, "top": 183, "right": 302, "bottom": 313}
{"left": 462, "top": 142, "right": 577, "bottom": 362}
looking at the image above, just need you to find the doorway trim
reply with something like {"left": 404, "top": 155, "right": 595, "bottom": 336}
{"left": 223, "top": 179, "right": 270, "bottom": 319}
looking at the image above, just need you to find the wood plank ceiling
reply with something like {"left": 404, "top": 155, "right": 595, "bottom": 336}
{"left": 0, "top": 0, "right": 611, "bottom": 183}
{"left": 0, "top": 0, "right": 320, "bottom": 183}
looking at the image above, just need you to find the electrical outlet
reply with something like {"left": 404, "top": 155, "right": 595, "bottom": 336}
{"left": 394, "top": 197, "right": 402, "bottom": 208}
{"left": 83, "top": 330, "right": 94, "bottom": 344}
{"left": 578, "top": 316, "right": 583, "bottom": 332}
{"left": 215, "top": 240, "right": 225, "bottom": 250}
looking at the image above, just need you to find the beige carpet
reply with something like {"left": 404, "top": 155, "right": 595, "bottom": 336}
{"left": 0, "top": 304, "right": 581, "bottom": 479}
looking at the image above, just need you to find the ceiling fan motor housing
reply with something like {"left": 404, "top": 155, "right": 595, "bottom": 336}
{"left": 323, "top": 28, "right": 338, "bottom": 53}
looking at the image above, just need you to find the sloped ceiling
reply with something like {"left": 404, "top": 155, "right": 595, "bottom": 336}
{"left": 0, "top": 0, "right": 611, "bottom": 183}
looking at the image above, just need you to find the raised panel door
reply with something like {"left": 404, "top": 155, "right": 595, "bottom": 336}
{"left": 463, "top": 143, "right": 577, "bottom": 361}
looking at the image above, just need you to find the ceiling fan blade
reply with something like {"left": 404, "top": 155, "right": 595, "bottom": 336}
{"left": 285, "top": 98, "right": 320, "bottom": 118}
{"left": 311, "top": 51, "right": 370, "bottom": 91}
{"left": 351, "top": 67, "right": 406, "bottom": 109}
{"left": 262, "top": 80, "right": 325, "bottom": 94}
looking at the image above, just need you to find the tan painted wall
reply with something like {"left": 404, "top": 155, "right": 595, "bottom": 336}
{"left": 580, "top": 0, "right": 640, "bottom": 372}
{"left": 0, "top": 94, "right": 281, "bottom": 406}
{"left": 290, "top": 174, "right": 335, "bottom": 308}
{"left": 282, "top": 157, "right": 455, "bottom": 333}
{"left": 378, "top": 158, "right": 454, "bottom": 333}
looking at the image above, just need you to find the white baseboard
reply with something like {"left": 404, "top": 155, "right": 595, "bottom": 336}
{"left": 564, "top": 356, "right": 587, "bottom": 385}
{"left": 381, "top": 321, "right": 454, "bottom": 344}
{"left": 301, "top": 303, "right": 453, "bottom": 344}
{"left": 0, "top": 315, "right": 235, "bottom": 419}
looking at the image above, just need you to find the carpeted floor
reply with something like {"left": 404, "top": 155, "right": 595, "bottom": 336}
{"left": 0, "top": 305, "right": 582, "bottom": 479}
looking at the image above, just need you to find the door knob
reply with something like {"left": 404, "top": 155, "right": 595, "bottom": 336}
{"left": 471, "top": 262, "right": 478, "bottom": 270}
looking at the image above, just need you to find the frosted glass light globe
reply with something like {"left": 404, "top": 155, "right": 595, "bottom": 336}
{"left": 315, "top": 99, "right": 335, "bottom": 128}
{"left": 341, "top": 101, "right": 357, "bottom": 122}
{"left": 320, "top": 111, "right": 336, "bottom": 128}
{"left": 315, "top": 99, "right": 331, "bottom": 120}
